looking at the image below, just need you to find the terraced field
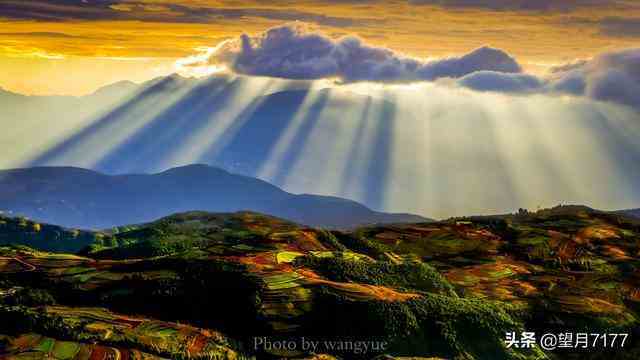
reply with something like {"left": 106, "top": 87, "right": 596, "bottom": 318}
{"left": 2, "top": 333, "right": 168, "bottom": 360}
{"left": 1, "top": 208, "right": 640, "bottom": 359}
{"left": 0, "top": 302, "right": 249, "bottom": 359}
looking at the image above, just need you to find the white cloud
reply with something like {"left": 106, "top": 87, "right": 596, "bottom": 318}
{"left": 196, "top": 22, "right": 522, "bottom": 82}
{"left": 182, "top": 23, "right": 640, "bottom": 111}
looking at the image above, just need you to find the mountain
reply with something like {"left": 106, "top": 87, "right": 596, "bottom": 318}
{"left": 615, "top": 208, "right": 640, "bottom": 219}
{"left": 4, "top": 74, "right": 640, "bottom": 218}
{"left": 0, "top": 164, "right": 429, "bottom": 230}
{"left": 0, "top": 75, "right": 402, "bottom": 212}
{"left": 2, "top": 207, "right": 640, "bottom": 359}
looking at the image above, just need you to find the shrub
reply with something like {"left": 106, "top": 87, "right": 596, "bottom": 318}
{"left": 305, "top": 288, "right": 531, "bottom": 360}
{"left": 331, "top": 231, "right": 390, "bottom": 259}
{"left": 317, "top": 230, "right": 347, "bottom": 251}
{"left": 1, "top": 288, "right": 56, "bottom": 307}
{"left": 297, "top": 255, "right": 455, "bottom": 295}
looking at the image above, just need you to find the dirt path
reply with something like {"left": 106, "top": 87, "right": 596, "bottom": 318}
{"left": 0, "top": 256, "right": 37, "bottom": 272}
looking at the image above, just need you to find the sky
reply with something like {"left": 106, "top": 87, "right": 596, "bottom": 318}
{"left": 1, "top": 0, "right": 640, "bottom": 95}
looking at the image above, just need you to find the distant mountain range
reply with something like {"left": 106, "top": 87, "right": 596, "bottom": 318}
{"left": 614, "top": 208, "right": 640, "bottom": 219}
{"left": 0, "top": 75, "right": 399, "bottom": 212}
{"left": 3, "top": 74, "right": 640, "bottom": 218}
{"left": 0, "top": 164, "right": 429, "bottom": 230}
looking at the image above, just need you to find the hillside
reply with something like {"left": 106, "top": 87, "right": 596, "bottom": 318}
{"left": 0, "top": 215, "right": 102, "bottom": 253}
{"left": 2, "top": 208, "right": 640, "bottom": 359}
{"left": 615, "top": 208, "right": 640, "bottom": 220}
{"left": 0, "top": 165, "right": 429, "bottom": 230}
{"left": 84, "top": 211, "right": 323, "bottom": 259}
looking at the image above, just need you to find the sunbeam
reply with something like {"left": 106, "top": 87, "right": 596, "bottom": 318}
{"left": 24, "top": 76, "right": 198, "bottom": 170}
{"left": 0, "top": 84, "right": 138, "bottom": 169}
{"left": 158, "top": 76, "right": 277, "bottom": 169}
{"left": 4, "top": 75, "right": 640, "bottom": 218}
{"left": 256, "top": 84, "right": 328, "bottom": 181}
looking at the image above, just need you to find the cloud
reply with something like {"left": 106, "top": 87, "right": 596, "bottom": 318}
{"left": 191, "top": 23, "right": 640, "bottom": 111}
{"left": 457, "top": 71, "right": 542, "bottom": 92}
{"left": 597, "top": 17, "right": 640, "bottom": 37}
{"left": 0, "top": 1, "right": 366, "bottom": 27}
{"left": 0, "top": 0, "right": 121, "bottom": 21}
{"left": 0, "top": 31, "right": 87, "bottom": 39}
{"left": 548, "top": 60, "right": 589, "bottom": 74}
{"left": 408, "top": 0, "right": 622, "bottom": 12}
{"left": 163, "top": 4, "right": 369, "bottom": 28}
{"left": 452, "top": 47, "right": 640, "bottom": 111}
{"left": 198, "top": 23, "right": 522, "bottom": 82}
{"left": 550, "top": 48, "right": 640, "bottom": 109}
{"left": 562, "top": 15, "right": 640, "bottom": 38}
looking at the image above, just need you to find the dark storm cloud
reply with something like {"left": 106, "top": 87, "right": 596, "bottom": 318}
{"left": 201, "top": 23, "right": 522, "bottom": 82}
{"left": 0, "top": 0, "right": 366, "bottom": 27}
{"left": 408, "top": 0, "right": 620, "bottom": 12}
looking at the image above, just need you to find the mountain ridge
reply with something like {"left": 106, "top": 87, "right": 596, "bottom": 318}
{"left": 614, "top": 207, "right": 640, "bottom": 219}
{"left": 0, "top": 164, "right": 430, "bottom": 230}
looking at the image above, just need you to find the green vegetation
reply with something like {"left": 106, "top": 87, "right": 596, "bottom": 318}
{"left": 88, "top": 236, "right": 202, "bottom": 259}
{"left": 0, "top": 215, "right": 103, "bottom": 253}
{"left": 3, "top": 207, "right": 640, "bottom": 359}
{"left": 331, "top": 230, "right": 391, "bottom": 258}
{"left": 296, "top": 255, "right": 455, "bottom": 295}
{"left": 316, "top": 230, "right": 348, "bottom": 251}
{"left": 0, "top": 288, "right": 56, "bottom": 307}
{"left": 0, "top": 305, "right": 247, "bottom": 360}
{"left": 85, "top": 211, "right": 308, "bottom": 258}
{"left": 306, "top": 287, "right": 535, "bottom": 359}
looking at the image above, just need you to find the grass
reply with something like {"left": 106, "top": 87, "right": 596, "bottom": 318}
{"left": 52, "top": 340, "right": 81, "bottom": 359}
{"left": 34, "top": 337, "right": 55, "bottom": 353}
{"left": 276, "top": 251, "right": 304, "bottom": 264}
{"left": 263, "top": 272, "right": 305, "bottom": 290}
{"left": 517, "top": 236, "right": 549, "bottom": 246}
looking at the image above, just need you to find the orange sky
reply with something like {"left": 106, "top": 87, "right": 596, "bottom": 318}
{"left": 1, "top": 0, "right": 639, "bottom": 95}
